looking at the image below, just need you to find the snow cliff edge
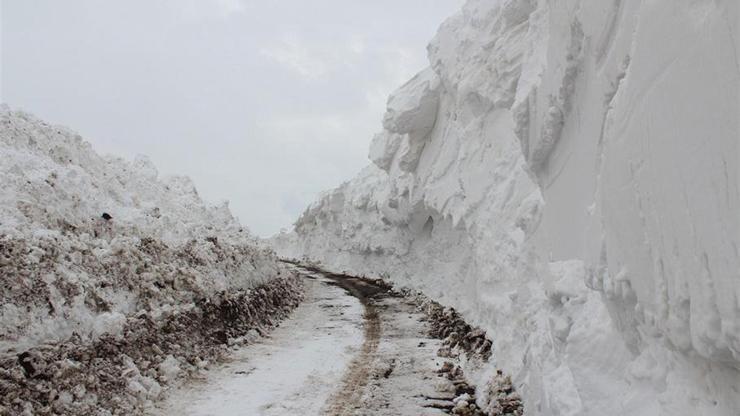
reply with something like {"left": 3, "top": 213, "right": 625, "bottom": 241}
{"left": 274, "top": 0, "right": 740, "bottom": 414}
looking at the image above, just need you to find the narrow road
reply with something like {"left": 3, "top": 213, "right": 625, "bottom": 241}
{"left": 155, "top": 267, "right": 458, "bottom": 415}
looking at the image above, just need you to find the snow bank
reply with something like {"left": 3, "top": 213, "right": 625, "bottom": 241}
{"left": 273, "top": 0, "right": 740, "bottom": 414}
{"left": 0, "top": 106, "right": 286, "bottom": 352}
{"left": 0, "top": 107, "right": 304, "bottom": 414}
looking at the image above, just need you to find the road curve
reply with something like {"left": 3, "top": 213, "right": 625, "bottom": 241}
{"left": 155, "top": 266, "right": 455, "bottom": 416}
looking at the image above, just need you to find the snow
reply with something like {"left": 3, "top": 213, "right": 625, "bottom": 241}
{"left": 0, "top": 106, "right": 283, "bottom": 353}
{"left": 272, "top": 0, "right": 740, "bottom": 415}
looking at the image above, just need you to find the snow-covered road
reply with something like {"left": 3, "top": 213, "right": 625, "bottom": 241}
{"left": 154, "top": 268, "right": 458, "bottom": 415}
{"left": 154, "top": 272, "right": 363, "bottom": 415}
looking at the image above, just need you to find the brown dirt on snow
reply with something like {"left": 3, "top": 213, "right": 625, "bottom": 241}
{"left": 321, "top": 274, "right": 385, "bottom": 416}
{"left": 0, "top": 276, "right": 303, "bottom": 416}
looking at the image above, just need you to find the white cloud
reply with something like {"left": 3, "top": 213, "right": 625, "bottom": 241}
{"left": 177, "top": 0, "right": 247, "bottom": 22}
{"left": 259, "top": 35, "right": 333, "bottom": 79}
{"left": 348, "top": 37, "right": 366, "bottom": 55}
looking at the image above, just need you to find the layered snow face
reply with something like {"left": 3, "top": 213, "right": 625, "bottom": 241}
{"left": 274, "top": 0, "right": 740, "bottom": 414}
{"left": 0, "top": 107, "right": 283, "bottom": 353}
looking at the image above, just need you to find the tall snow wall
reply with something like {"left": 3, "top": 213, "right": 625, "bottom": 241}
{"left": 273, "top": 0, "right": 740, "bottom": 414}
{"left": 0, "top": 107, "right": 286, "bottom": 353}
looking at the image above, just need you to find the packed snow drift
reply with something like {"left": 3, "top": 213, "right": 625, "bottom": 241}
{"left": 272, "top": 0, "right": 740, "bottom": 415}
{"left": 0, "top": 107, "right": 302, "bottom": 415}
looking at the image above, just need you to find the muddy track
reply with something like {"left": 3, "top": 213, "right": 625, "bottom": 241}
{"left": 321, "top": 274, "right": 387, "bottom": 416}
{"left": 158, "top": 262, "right": 517, "bottom": 415}
{"left": 273, "top": 261, "right": 521, "bottom": 415}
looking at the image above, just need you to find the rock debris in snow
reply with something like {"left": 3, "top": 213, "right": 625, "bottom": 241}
{"left": 404, "top": 288, "right": 522, "bottom": 416}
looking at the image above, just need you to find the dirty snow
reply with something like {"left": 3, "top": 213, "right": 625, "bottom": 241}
{"left": 0, "top": 107, "right": 283, "bottom": 353}
{"left": 0, "top": 107, "right": 300, "bottom": 414}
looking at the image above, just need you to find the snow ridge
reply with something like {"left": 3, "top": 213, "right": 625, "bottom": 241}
{"left": 0, "top": 107, "right": 286, "bottom": 353}
{"left": 273, "top": 0, "right": 740, "bottom": 415}
{"left": 0, "top": 107, "right": 303, "bottom": 415}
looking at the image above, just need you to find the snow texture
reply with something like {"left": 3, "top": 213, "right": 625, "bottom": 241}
{"left": 272, "top": 0, "right": 740, "bottom": 415}
{"left": 0, "top": 106, "right": 284, "bottom": 356}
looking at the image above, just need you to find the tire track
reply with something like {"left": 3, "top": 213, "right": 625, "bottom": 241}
{"left": 320, "top": 274, "right": 387, "bottom": 416}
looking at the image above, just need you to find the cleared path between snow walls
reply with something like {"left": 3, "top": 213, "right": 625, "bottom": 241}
{"left": 157, "top": 265, "right": 519, "bottom": 415}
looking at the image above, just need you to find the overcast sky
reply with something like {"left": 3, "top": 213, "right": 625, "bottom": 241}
{"left": 1, "top": 0, "right": 461, "bottom": 236}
